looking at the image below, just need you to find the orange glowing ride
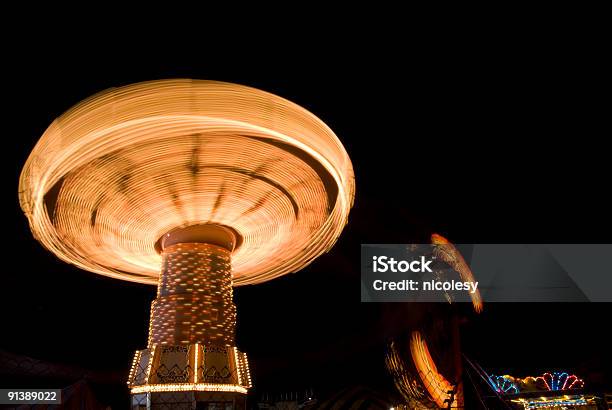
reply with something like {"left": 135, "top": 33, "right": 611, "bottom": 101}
{"left": 18, "top": 79, "right": 355, "bottom": 286}
{"left": 431, "top": 233, "right": 483, "bottom": 313}
{"left": 410, "top": 331, "right": 464, "bottom": 409}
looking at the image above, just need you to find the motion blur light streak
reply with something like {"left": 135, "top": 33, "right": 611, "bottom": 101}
{"left": 431, "top": 234, "right": 483, "bottom": 313}
{"left": 18, "top": 79, "right": 355, "bottom": 286}
{"left": 385, "top": 341, "right": 438, "bottom": 409}
{"left": 386, "top": 341, "right": 426, "bottom": 400}
{"left": 410, "top": 331, "right": 463, "bottom": 408}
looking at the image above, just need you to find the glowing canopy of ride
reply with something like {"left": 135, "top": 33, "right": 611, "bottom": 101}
{"left": 19, "top": 79, "right": 355, "bottom": 285}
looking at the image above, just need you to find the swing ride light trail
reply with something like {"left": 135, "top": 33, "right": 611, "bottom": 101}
{"left": 431, "top": 234, "right": 483, "bottom": 313}
{"left": 410, "top": 331, "right": 464, "bottom": 409}
{"left": 18, "top": 79, "right": 355, "bottom": 408}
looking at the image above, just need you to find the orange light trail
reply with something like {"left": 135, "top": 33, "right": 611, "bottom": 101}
{"left": 386, "top": 341, "right": 427, "bottom": 402}
{"left": 410, "top": 331, "right": 463, "bottom": 409}
{"left": 431, "top": 233, "right": 483, "bottom": 313}
{"left": 18, "top": 79, "right": 355, "bottom": 285}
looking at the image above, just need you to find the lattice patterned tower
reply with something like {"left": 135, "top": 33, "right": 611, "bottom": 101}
{"left": 129, "top": 226, "right": 251, "bottom": 408}
{"left": 19, "top": 80, "right": 355, "bottom": 409}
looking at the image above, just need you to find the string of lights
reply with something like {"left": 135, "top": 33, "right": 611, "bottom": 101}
{"left": 130, "top": 383, "right": 248, "bottom": 394}
{"left": 512, "top": 395, "right": 593, "bottom": 409}
{"left": 489, "top": 375, "right": 519, "bottom": 394}
{"left": 488, "top": 371, "right": 584, "bottom": 394}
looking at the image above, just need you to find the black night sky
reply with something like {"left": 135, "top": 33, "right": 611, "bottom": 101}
{"left": 3, "top": 33, "right": 611, "bottom": 408}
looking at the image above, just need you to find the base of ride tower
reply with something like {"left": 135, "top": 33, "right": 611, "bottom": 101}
{"left": 127, "top": 226, "right": 251, "bottom": 410}
{"left": 129, "top": 343, "right": 250, "bottom": 409}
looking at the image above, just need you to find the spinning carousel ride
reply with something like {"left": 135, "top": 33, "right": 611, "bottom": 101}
{"left": 19, "top": 79, "right": 355, "bottom": 409}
